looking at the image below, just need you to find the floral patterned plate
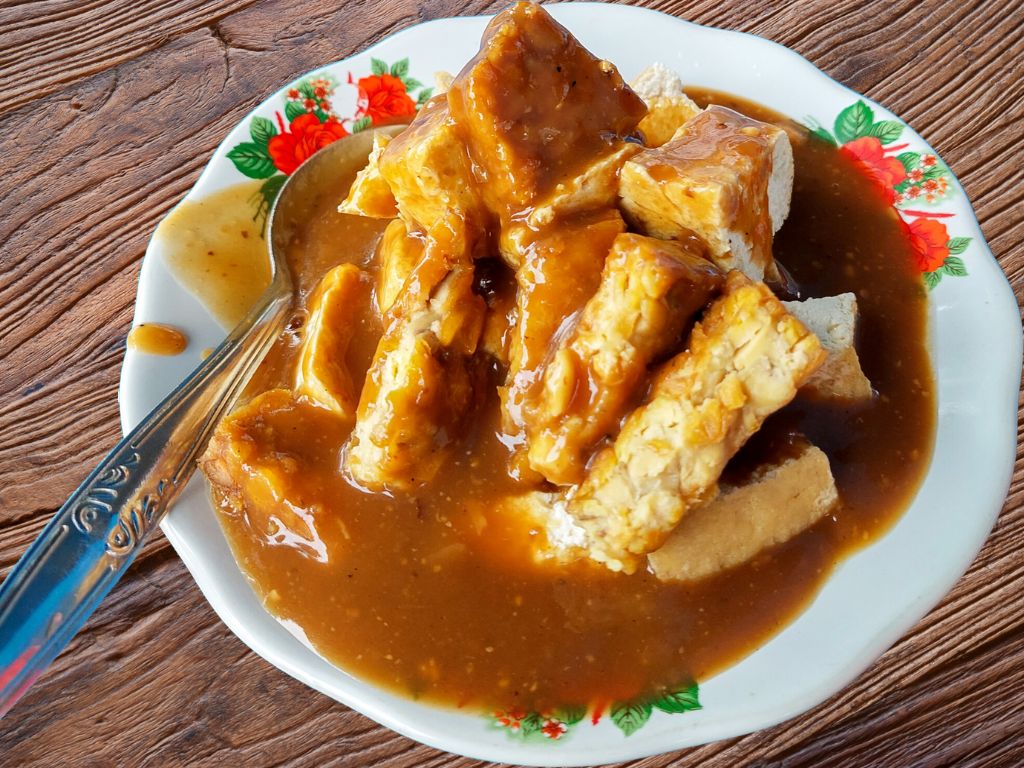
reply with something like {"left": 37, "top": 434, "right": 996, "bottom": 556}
{"left": 119, "top": 3, "right": 1021, "bottom": 765}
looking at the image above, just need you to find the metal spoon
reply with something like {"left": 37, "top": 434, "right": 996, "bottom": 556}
{"left": 0, "top": 126, "right": 401, "bottom": 715}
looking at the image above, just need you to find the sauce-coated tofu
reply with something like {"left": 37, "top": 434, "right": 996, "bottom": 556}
{"left": 630, "top": 63, "right": 702, "bottom": 147}
{"left": 375, "top": 218, "right": 425, "bottom": 314}
{"left": 783, "top": 293, "right": 873, "bottom": 401}
{"left": 447, "top": 1, "right": 647, "bottom": 225}
{"left": 619, "top": 106, "right": 794, "bottom": 281}
{"left": 294, "top": 264, "right": 371, "bottom": 420}
{"left": 338, "top": 132, "right": 398, "bottom": 219}
{"left": 649, "top": 442, "right": 838, "bottom": 581}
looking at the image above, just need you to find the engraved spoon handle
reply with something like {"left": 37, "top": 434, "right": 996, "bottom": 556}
{"left": 0, "top": 280, "right": 291, "bottom": 716}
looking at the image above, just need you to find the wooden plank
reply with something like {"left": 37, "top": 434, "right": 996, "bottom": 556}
{"left": 0, "top": 0, "right": 1021, "bottom": 765}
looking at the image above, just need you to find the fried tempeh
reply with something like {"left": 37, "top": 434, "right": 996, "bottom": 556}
{"left": 524, "top": 233, "right": 724, "bottom": 485}
{"left": 648, "top": 442, "right": 838, "bottom": 582}
{"left": 619, "top": 106, "right": 794, "bottom": 281}
{"left": 566, "top": 271, "right": 826, "bottom": 572}
{"left": 294, "top": 264, "right": 371, "bottom": 420}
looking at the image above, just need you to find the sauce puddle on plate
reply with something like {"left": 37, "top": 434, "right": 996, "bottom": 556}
{"left": 127, "top": 323, "right": 188, "bottom": 356}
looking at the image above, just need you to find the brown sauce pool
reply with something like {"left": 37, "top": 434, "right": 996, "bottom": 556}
{"left": 186, "top": 91, "right": 935, "bottom": 713}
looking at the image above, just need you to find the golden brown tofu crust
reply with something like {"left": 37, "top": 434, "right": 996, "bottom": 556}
{"left": 294, "top": 264, "right": 372, "bottom": 420}
{"left": 524, "top": 233, "right": 724, "bottom": 485}
{"left": 375, "top": 218, "right": 426, "bottom": 314}
{"left": 201, "top": 389, "right": 333, "bottom": 561}
{"left": 338, "top": 132, "right": 398, "bottom": 219}
{"left": 648, "top": 442, "right": 838, "bottom": 582}
{"left": 447, "top": 1, "right": 646, "bottom": 222}
{"left": 567, "top": 271, "right": 827, "bottom": 572}
{"left": 346, "top": 251, "right": 486, "bottom": 491}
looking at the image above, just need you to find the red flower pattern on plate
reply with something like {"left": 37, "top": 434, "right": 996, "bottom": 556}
{"left": 267, "top": 113, "right": 349, "bottom": 175}
{"left": 356, "top": 73, "right": 418, "bottom": 124}
{"left": 810, "top": 100, "right": 969, "bottom": 287}
{"left": 841, "top": 136, "right": 907, "bottom": 204}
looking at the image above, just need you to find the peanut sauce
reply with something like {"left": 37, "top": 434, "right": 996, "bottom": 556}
{"left": 127, "top": 323, "right": 187, "bottom": 355}
{"left": 191, "top": 91, "right": 935, "bottom": 714}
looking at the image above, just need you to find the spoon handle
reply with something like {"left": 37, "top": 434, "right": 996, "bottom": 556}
{"left": 0, "top": 284, "right": 291, "bottom": 717}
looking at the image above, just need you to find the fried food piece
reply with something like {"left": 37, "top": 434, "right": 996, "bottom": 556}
{"left": 346, "top": 253, "right": 486, "bottom": 491}
{"left": 649, "top": 442, "right": 838, "bottom": 582}
{"left": 501, "top": 211, "right": 625, "bottom": 439}
{"left": 783, "top": 293, "right": 873, "bottom": 400}
{"left": 337, "top": 132, "right": 398, "bottom": 219}
{"left": 378, "top": 97, "right": 489, "bottom": 241}
{"left": 475, "top": 257, "right": 516, "bottom": 366}
{"left": 525, "top": 233, "right": 724, "bottom": 485}
{"left": 630, "top": 63, "right": 701, "bottom": 147}
{"left": 619, "top": 106, "right": 794, "bottom": 281}
{"left": 433, "top": 70, "right": 455, "bottom": 95}
{"left": 201, "top": 389, "right": 332, "bottom": 561}
{"left": 375, "top": 219, "right": 426, "bottom": 313}
{"left": 294, "top": 264, "right": 371, "bottom": 419}
{"left": 447, "top": 2, "right": 646, "bottom": 228}
{"left": 566, "top": 271, "right": 826, "bottom": 573}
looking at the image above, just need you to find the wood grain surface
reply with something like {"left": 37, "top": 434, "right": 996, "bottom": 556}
{"left": 1, "top": 0, "right": 1022, "bottom": 765}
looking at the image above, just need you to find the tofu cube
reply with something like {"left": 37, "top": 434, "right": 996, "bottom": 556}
{"left": 630, "top": 63, "right": 702, "bottom": 147}
{"left": 447, "top": 1, "right": 647, "bottom": 223}
{"left": 619, "top": 106, "right": 794, "bottom": 281}
{"left": 338, "top": 131, "right": 398, "bottom": 219}
{"left": 294, "top": 264, "right": 370, "bottom": 420}
{"left": 649, "top": 442, "right": 839, "bottom": 581}
{"left": 783, "top": 293, "right": 873, "bottom": 400}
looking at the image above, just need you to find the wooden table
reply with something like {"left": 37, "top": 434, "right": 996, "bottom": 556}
{"left": 1, "top": 0, "right": 1021, "bottom": 765}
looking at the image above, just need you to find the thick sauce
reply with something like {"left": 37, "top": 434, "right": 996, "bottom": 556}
{"left": 157, "top": 181, "right": 273, "bottom": 329}
{"left": 192, "top": 92, "right": 934, "bottom": 713}
{"left": 127, "top": 323, "right": 187, "bottom": 355}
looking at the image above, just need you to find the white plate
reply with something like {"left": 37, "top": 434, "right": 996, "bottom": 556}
{"left": 118, "top": 3, "right": 1022, "bottom": 764}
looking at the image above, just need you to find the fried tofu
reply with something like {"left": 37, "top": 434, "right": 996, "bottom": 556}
{"left": 619, "top": 106, "right": 794, "bottom": 281}
{"left": 346, "top": 256, "right": 486, "bottom": 490}
{"left": 566, "top": 271, "right": 826, "bottom": 572}
{"left": 501, "top": 211, "right": 625, "bottom": 438}
{"left": 294, "top": 264, "right": 371, "bottom": 419}
{"left": 201, "top": 389, "right": 330, "bottom": 561}
{"left": 630, "top": 63, "right": 701, "bottom": 148}
{"left": 525, "top": 233, "right": 723, "bottom": 485}
{"left": 375, "top": 218, "right": 425, "bottom": 313}
{"left": 783, "top": 293, "right": 873, "bottom": 400}
{"left": 378, "top": 97, "right": 488, "bottom": 241}
{"left": 447, "top": 2, "right": 646, "bottom": 230}
{"left": 338, "top": 132, "right": 398, "bottom": 219}
{"left": 649, "top": 442, "right": 838, "bottom": 582}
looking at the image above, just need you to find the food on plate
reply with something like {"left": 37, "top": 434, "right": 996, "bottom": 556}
{"left": 783, "top": 293, "right": 873, "bottom": 400}
{"left": 525, "top": 232, "right": 722, "bottom": 485}
{"left": 562, "top": 272, "right": 826, "bottom": 572}
{"left": 294, "top": 264, "right": 369, "bottom": 419}
{"left": 200, "top": 2, "right": 934, "bottom": 714}
{"left": 649, "top": 441, "right": 838, "bottom": 581}
{"left": 619, "top": 105, "right": 794, "bottom": 281}
{"left": 630, "top": 63, "right": 702, "bottom": 147}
